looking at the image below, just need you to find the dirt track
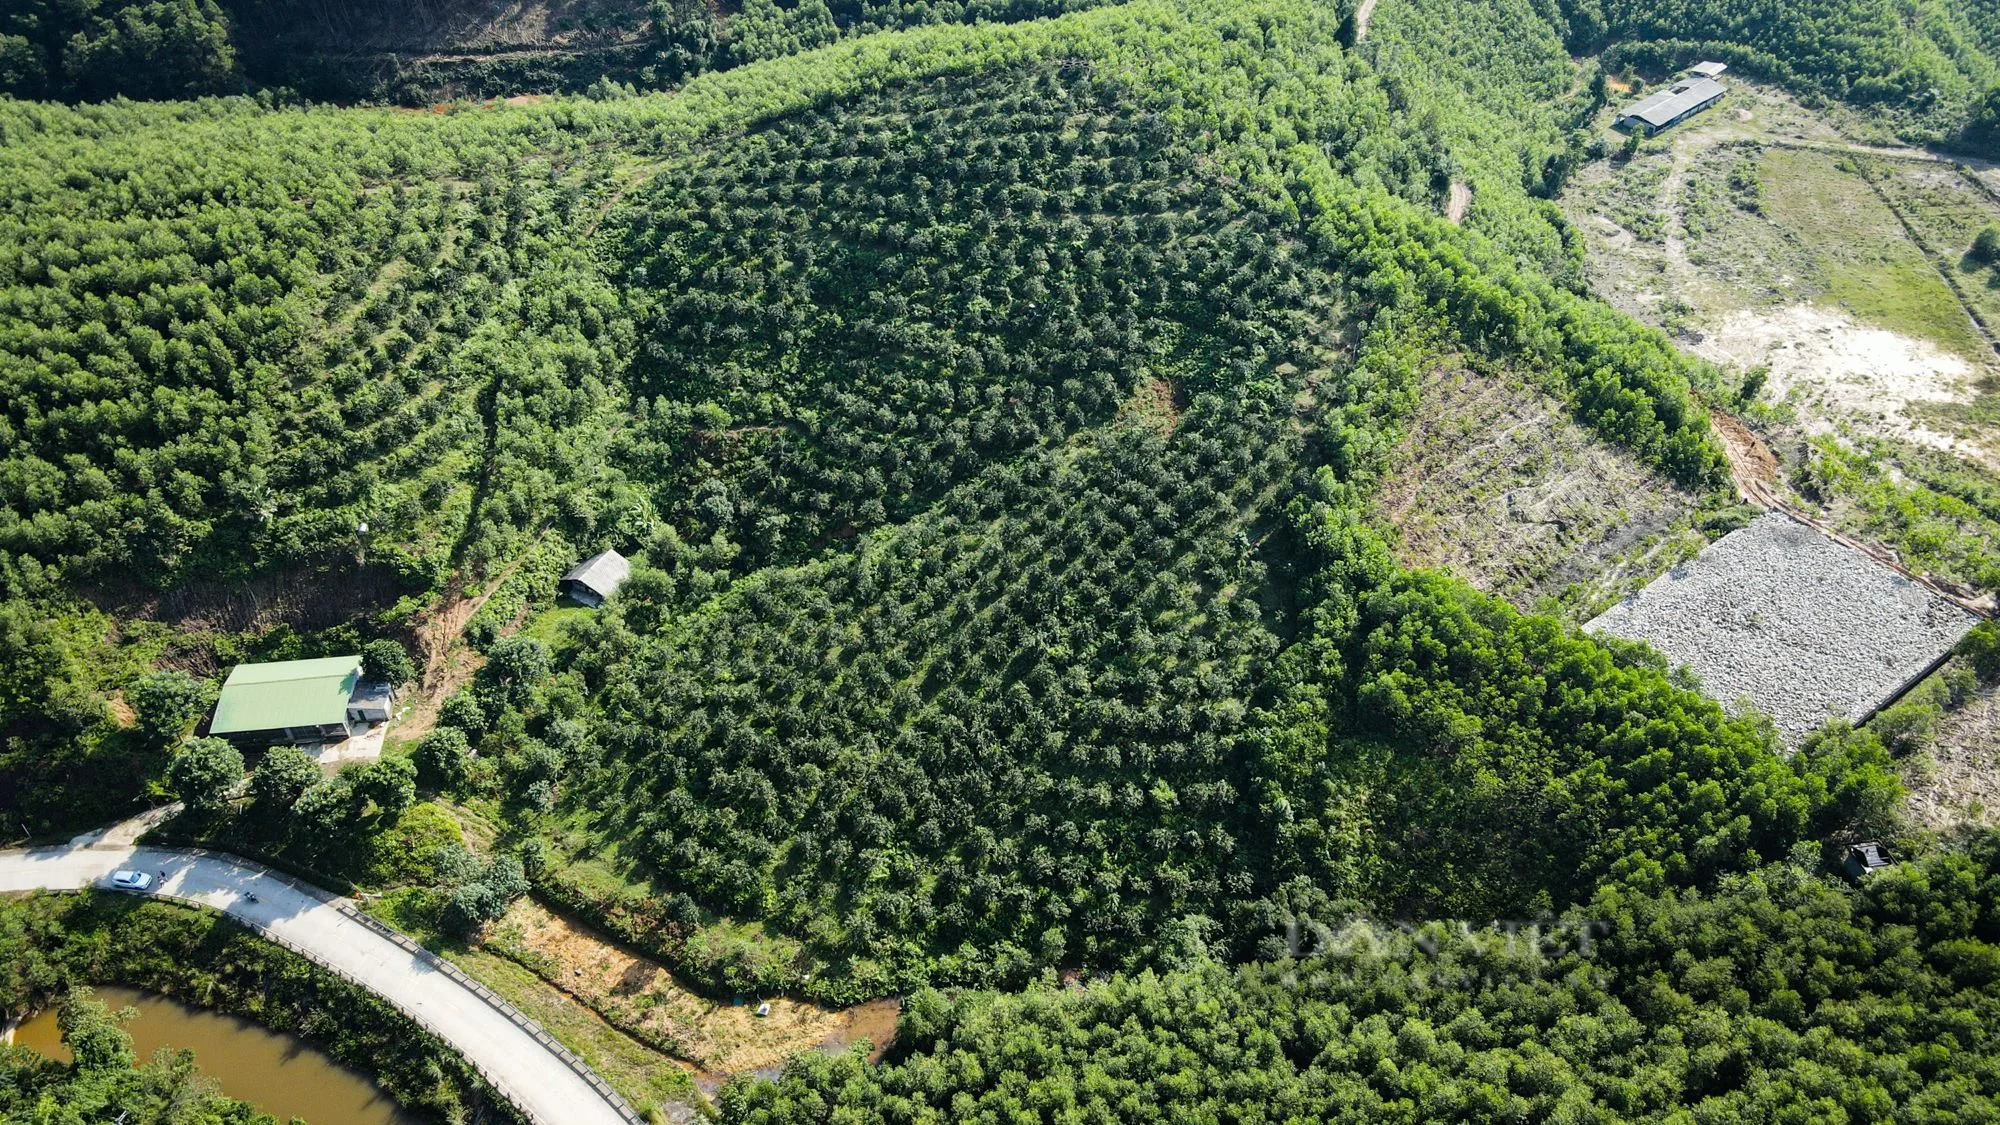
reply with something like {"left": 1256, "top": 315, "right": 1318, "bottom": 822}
{"left": 1445, "top": 181, "right": 1470, "bottom": 224}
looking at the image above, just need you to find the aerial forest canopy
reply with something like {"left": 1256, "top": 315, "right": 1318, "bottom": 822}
{"left": 7, "top": 0, "right": 2000, "bottom": 148}
{"left": 3, "top": 0, "right": 2000, "bottom": 1120}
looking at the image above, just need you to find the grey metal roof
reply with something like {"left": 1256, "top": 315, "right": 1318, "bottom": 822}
{"left": 560, "top": 549, "right": 632, "bottom": 599}
{"left": 1687, "top": 61, "right": 1728, "bottom": 78}
{"left": 1618, "top": 77, "right": 1726, "bottom": 129}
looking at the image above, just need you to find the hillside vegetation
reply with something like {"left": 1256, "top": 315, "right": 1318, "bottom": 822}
{"left": 3, "top": 0, "right": 1999, "bottom": 1121}
{"left": 9, "top": 0, "right": 2000, "bottom": 149}
{"left": 725, "top": 841, "right": 2000, "bottom": 1123}
{"left": 0, "top": 0, "right": 1132, "bottom": 104}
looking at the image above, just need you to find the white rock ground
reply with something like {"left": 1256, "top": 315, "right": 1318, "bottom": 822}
{"left": 1588, "top": 512, "right": 1979, "bottom": 745}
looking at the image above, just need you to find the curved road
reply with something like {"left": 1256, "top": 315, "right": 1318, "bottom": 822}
{"left": 0, "top": 843, "right": 633, "bottom": 1125}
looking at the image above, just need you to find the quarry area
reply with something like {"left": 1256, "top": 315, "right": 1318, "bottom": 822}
{"left": 1587, "top": 513, "right": 1980, "bottom": 745}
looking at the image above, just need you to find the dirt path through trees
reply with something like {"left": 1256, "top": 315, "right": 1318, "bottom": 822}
{"left": 1446, "top": 180, "right": 1470, "bottom": 223}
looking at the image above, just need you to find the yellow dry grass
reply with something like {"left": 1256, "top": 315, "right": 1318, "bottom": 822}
{"left": 487, "top": 897, "right": 899, "bottom": 1074}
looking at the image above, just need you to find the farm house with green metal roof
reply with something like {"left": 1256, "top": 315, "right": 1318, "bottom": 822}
{"left": 209, "top": 655, "right": 394, "bottom": 746}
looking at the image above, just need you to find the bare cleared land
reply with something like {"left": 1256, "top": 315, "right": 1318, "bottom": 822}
{"left": 1563, "top": 81, "right": 2000, "bottom": 463}
{"left": 1562, "top": 75, "right": 2000, "bottom": 623}
{"left": 233, "top": 0, "right": 652, "bottom": 52}
{"left": 1906, "top": 683, "right": 2000, "bottom": 829}
{"left": 484, "top": 897, "right": 897, "bottom": 1077}
{"left": 1376, "top": 363, "right": 1702, "bottom": 612}
{"left": 1587, "top": 513, "right": 1979, "bottom": 745}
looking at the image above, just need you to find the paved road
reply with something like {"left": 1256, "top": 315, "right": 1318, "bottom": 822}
{"left": 0, "top": 843, "right": 632, "bottom": 1125}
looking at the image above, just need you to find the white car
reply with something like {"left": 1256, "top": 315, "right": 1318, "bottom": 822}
{"left": 108, "top": 869, "right": 154, "bottom": 892}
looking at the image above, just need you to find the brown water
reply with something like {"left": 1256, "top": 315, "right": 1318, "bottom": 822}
{"left": 822, "top": 998, "right": 901, "bottom": 1062}
{"left": 12, "top": 986, "right": 418, "bottom": 1125}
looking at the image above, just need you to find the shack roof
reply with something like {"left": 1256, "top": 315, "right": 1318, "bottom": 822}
{"left": 211, "top": 655, "right": 361, "bottom": 735}
{"left": 1688, "top": 61, "right": 1729, "bottom": 78}
{"left": 561, "top": 549, "right": 632, "bottom": 599}
{"left": 1618, "top": 77, "right": 1727, "bottom": 128}
{"left": 1849, "top": 842, "right": 1891, "bottom": 870}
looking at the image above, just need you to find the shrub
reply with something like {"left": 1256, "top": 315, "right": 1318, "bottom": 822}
{"left": 1974, "top": 225, "right": 2000, "bottom": 264}
{"left": 361, "top": 639, "right": 417, "bottom": 686}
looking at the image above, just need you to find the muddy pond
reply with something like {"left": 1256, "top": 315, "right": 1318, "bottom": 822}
{"left": 13, "top": 985, "right": 417, "bottom": 1125}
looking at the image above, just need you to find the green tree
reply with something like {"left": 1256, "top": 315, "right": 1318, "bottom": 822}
{"left": 1968, "top": 85, "right": 2000, "bottom": 154}
{"left": 290, "top": 775, "right": 355, "bottom": 848}
{"left": 481, "top": 636, "right": 551, "bottom": 704}
{"left": 0, "top": 601, "right": 102, "bottom": 734}
{"left": 437, "top": 692, "right": 490, "bottom": 738}
{"left": 361, "top": 639, "right": 416, "bottom": 687}
{"left": 57, "top": 989, "right": 135, "bottom": 1072}
{"left": 127, "top": 670, "right": 211, "bottom": 749}
{"left": 165, "top": 736, "right": 243, "bottom": 811}
{"left": 249, "top": 745, "right": 321, "bottom": 818}
{"left": 413, "top": 727, "right": 471, "bottom": 792}
{"left": 62, "top": 0, "right": 238, "bottom": 101}
{"left": 348, "top": 757, "right": 415, "bottom": 821}
{"left": 1974, "top": 224, "right": 2000, "bottom": 264}
{"left": 613, "top": 565, "right": 677, "bottom": 634}
{"left": 644, "top": 0, "right": 719, "bottom": 86}
{"left": 440, "top": 881, "right": 507, "bottom": 938}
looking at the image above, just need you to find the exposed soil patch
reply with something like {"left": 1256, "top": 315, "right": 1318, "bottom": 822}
{"left": 1352, "top": 0, "right": 1378, "bottom": 41}
{"left": 1588, "top": 512, "right": 1980, "bottom": 745}
{"left": 1908, "top": 684, "right": 2000, "bottom": 829}
{"left": 85, "top": 562, "right": 408, "bottom": 639}
{"left": 1709, "top": 408, "right": 1787, "bottom": 511}
{"left": 1126, "top": 375, "right": 1187, "bottom": 436}
{"left": 400, "top": 584, "right": 492, "bottom": 741}
{"left": 105, "top": 695, "right": 137, "bottom": 728}
{"left": 1691, "top": 304, "right": 1986, "bottom": 464}
{"left": 1445, "top": 181, "right": 1471, "bottom": 225}
{"left": 487, "top": 897, "right": 896, "bottom": 1075}
{"left": 1377, "top": 363, "right": 1700, "bottom": 611}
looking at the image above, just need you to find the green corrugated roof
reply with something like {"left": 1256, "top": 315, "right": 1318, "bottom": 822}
{"left": 211, "top": 655, "right": 361, "bottom": 734}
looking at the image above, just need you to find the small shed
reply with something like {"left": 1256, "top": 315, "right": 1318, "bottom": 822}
{"left": 1687, "top": 61, "right": 1729, "bottom": 79}
{"left": 560, "top": 549, "right": 632, "bottom": 608}
{"left": 211, "top": 655, "right": 385, "bottom": 747}
{"left": 347, "top": 680, "right": 396, "bottom": 726}
{"left": 1616, "top": 76, "right": 1727, "bottom": 135}
{"left": 1844, "top": 842, "right": 1893, "bottom": 878}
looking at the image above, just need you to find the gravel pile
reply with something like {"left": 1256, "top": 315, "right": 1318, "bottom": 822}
{"left": 1586, "top": 512, "right": 1979, "bottom": 746}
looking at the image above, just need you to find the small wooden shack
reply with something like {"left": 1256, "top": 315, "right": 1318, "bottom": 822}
{"left": 560, "top": 549, "right": 632, "bottom": 608}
